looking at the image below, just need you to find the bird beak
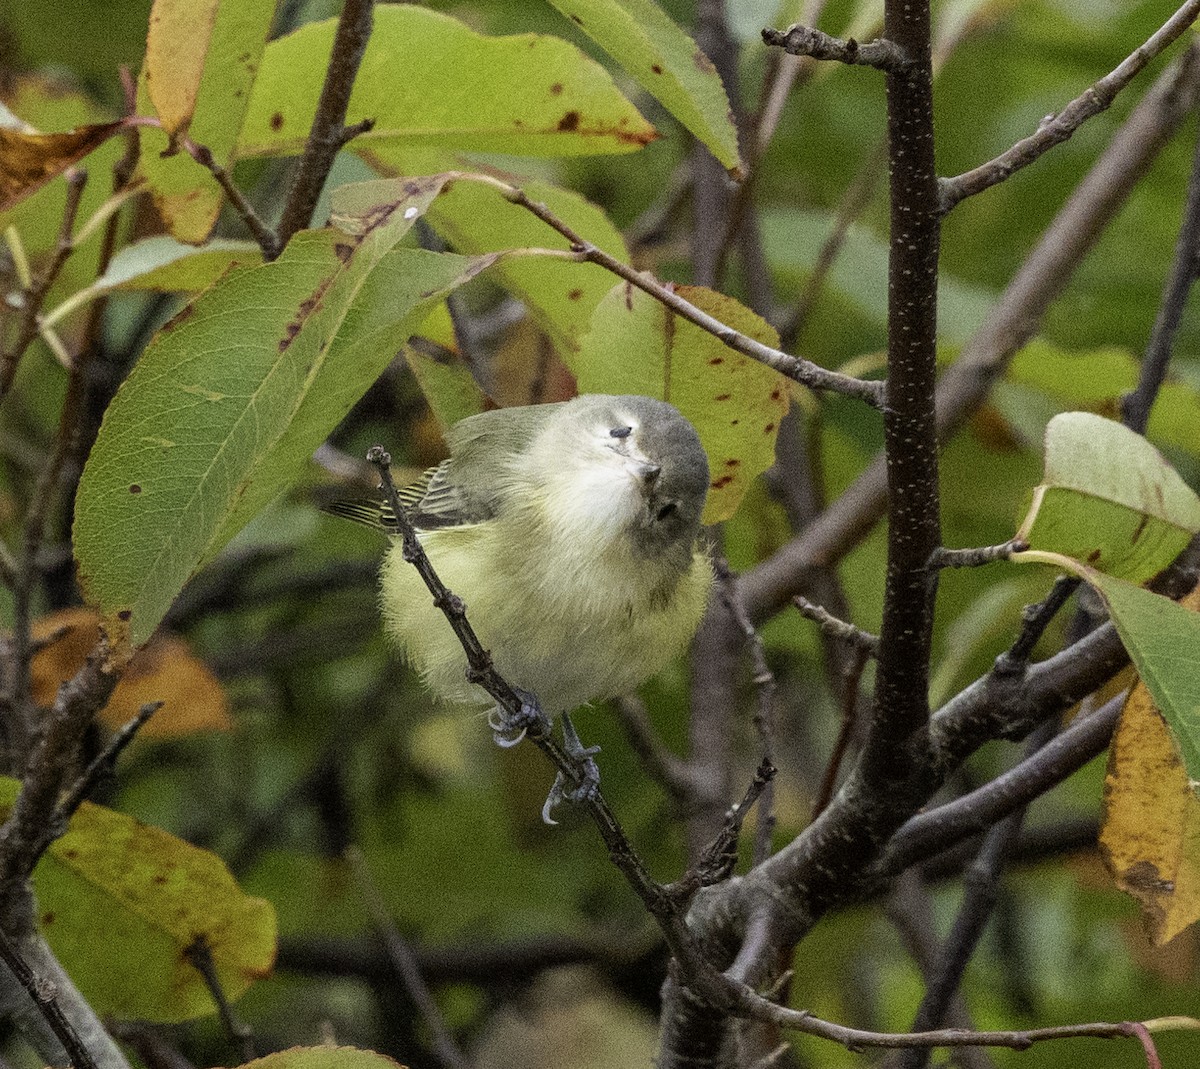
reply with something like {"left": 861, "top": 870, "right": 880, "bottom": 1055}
{"left": 628, "top": 459, "right": 661, "bottom": 492}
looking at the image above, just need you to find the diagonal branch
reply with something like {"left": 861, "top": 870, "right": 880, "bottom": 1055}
{"left": 939, "top": 0, "right": 1200, "bottom": 212}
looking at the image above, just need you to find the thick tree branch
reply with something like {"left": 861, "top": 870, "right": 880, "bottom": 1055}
{"left": 939, "top": 0, "right": 1200, "bottom": 212}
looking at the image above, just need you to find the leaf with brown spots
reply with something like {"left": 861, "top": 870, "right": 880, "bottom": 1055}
{"left": 75, "top": 174, "right": 495, "bottom": 645}
{"left": 136, "top": 0, "right": 276, "bottom": 242}
{"left": 1015, "top": 412, "right": 1200, "bottom": 583}
{"left": 1101, "top": 585, "right": 1200, "bottom": 946}
{"left": 0, "top": 113, "right": 123, "bottom": 211}
{"left": 238, "top": 6, "right": 656, "bottom": 165}
{"left": 543, "top": 0, "right": 743, "bottom": 175}
{"left": 570, "top": 282, "right": 788, "bottom": 522}
{"left": 0, "top": 776, "right": 275, "bottom": 1020}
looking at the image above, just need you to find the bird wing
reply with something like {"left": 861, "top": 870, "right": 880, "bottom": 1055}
{"left": 323, "top": 402, "right": 566, "bottom": 533}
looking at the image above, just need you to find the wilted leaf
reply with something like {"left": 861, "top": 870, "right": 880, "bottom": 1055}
{"left": 0, "top": 778, "right": 275, "bottom": 1021}
{"left": 570, "top": 282, "right": 789, "bottom": 522}
{"left": 1101, "top": 667, "right": 1200, "bottom": 946}
{"left": 0, "top": 115, "right": 123, "bottom": 211}
{"left": 137, "top": 0, "right": 275, "bottom": 241}
{"left": 545, "top": 0, "right": 742, "bottom": 174}
{"left": 31, "top": 607, "right": 231, "bottom": 738}
{"left": 1015, "top": 412, "right": 1200, "bottom": 583}
{"left": 75, "top": 175, "right": 496, "bottom": 647}
{"left": 238, "top": 6, "right": 657, "bottom": 163}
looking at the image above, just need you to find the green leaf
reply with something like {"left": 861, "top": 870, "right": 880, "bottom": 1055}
{"left": 1005, "top": 338, "right": 1200, "bottom": 457}
{"left": 137, "top": 0, "right": 276, "bottom": 242}
{"left": 238, "top": 6, "right": 657, "bottom": 165}
{"left": 545, "top": 0, "right": 742, "bottom": 174}
{"left": 75, "top": 175, "right": 494, "bottom": 647}
{"left": 1011, "top": 560, "right": 1200, "bottom": 792}
{"left": 428, "top": 176, "right": 630, "bottom": 357}
{"left": 569, "top": 282, "right": 789, "bottom": 523}
{"left": 1015, "top": 412, "right": 1200, "bottom": 583}
{"left": 0, "top": 778, "right": 275, "bottom": 1022}
{"left": 405, "top": 346, "right": 487, "bottom": 432}
{"left": 42, "top": 237, "right": 263, "bottom": 331}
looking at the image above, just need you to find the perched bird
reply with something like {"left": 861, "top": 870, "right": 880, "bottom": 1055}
{"left": 330, "top": 394, "right": 712, "bottom": 801}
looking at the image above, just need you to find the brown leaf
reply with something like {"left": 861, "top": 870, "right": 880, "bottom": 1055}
{"left": 0, "top": 121, "right": 124, "bottom": 211}
{"left": 1099, "top": 585, "right": 1200, "bottom": 945}
{"left": 31, "top": 607, "right": 231, "bottom": 739}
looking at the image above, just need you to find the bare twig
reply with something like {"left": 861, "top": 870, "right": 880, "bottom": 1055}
{"left": 939, "top": 0, "right": 1200, "bottom": 212}
{"left": 793, "top": 596, "right": 879, "bottom": 655}
{"left": 811, "top": 645, "right": 870, "bottom": 817}
{"left": 454, "top": 174, "right": 885, "bottom": 407}
{"left": 714, "top": 560, "right": 777, "bottom": 865}
{"left": 0, "top": 169, "right": 87, "bottom": 400}
{"left": 364, "top": 447, "right": 733, "bottom": 1008}
{"left": 739, "top": 45, "right": 1200, "bottom": 622}
{"left": 184, "top": 937, "right": 255, "bottom": 1064}
{"left": 1122, "top": 110, "right": 1200, "bottom": 432}
{"left": 930, "top": 540, "right": 1025, "bottom": 570}
{"left": 179, "top": 139, "right": 280, "bottom": 260}
{"left": 346, "top": 847, "right": 468, "bottom": 1069}
{"left": 761, "top": 25, "right": 910, "bottom": 72}
{"left": 993, "top": 575, "right": 1080, "bottom": 673}
{"left": 0, "top": 929, "right": 98, "bottom": 1069}
{"left": 51, "top": 702, "right": 161, "bottom": 831}
{"left": 275, "top": 0, "right": 377, "bottom": 253}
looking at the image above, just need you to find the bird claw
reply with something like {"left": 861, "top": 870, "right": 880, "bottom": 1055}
{"left": 541, "top": 712, "right": 601, "bottom": 825}
{"left": 488, "top": 688, "right": 549, "bottom": 748}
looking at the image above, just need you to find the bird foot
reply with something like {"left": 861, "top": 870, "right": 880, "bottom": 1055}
{"left": 541, "top": 712, "right": 601, "bottom": 825}
{"left": 488, "top": 687, "right": 549, "bottom": 748}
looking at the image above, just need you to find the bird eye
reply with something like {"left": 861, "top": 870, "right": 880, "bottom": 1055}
{"left": 609, "top": 426, "right": 632, "bottom": 439}
{"left": 656, "top": 501, "right": 677, "bottom": 521}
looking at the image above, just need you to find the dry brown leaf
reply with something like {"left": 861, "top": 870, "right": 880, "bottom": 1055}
{"left": 0, "top": 121, "right": 124, "bottom": 211}
{"left": 1099, "top": 586, "right": 1200, "bottom": 945}
{"left": 31, "top": 607, "right": 231, "bottom": 739}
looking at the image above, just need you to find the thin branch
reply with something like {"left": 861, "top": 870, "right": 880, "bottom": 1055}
{"left": 184, "top": 937, "right": 255, "bottom": 1064}
{"left": 993, "top": 575, "right": 1080, "bottom": 672}
{"left": 364, "top": 447, "right": 733, "bottom": 1008}
{"left": 761, "top": 25, "right": 910, "bottom": 72}
{"left": 51, "top": 702, "right": 161, "bottom": 831}
{"left": 0, "top": 169, "right": 88, "bottom": 400}
{"left": 879, "top": 694, "right": 1123, "bottom": 876}
{"left": 939, "top": 0, "right": 1200, "bottom": 212}
{"left": 1122, "top": 110, "right": 1200, "bottom": 432}
{"left": 0, "top": 929, "right": 98, "bottom": 1069}
{"left": 811, "top": 645, "right": 870, "bottom": 817}
{"left": 179, "top": 139, "right": 279, "bottom": 260}
{"left": 739, "top": 44, "right": 1200, "bottom": 622}
{"left": 455, "top": 173, "right": 885, "bottom": 407}
{"left": 930, "top": 540, "right": 1025, "bottom": 570}
{"left": 714, "top": 560, "right": 778, "bottom": 865}
{"left": 793, "top": 596, "right": 879, "bottom": 655}
{"left": 275, "top": 0, "right": 377, "bottom": 253}
{"left": 346, "top": 847, "right": 468, "bottom": 1069}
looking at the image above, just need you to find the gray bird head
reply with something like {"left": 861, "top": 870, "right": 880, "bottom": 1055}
{"left": 535, "top": 395, "right": 709, "bottom": 568}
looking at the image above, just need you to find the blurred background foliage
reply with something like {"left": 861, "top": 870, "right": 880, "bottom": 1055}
{"left": 2, "top": 0, "right": 1199, "bottom": 1066}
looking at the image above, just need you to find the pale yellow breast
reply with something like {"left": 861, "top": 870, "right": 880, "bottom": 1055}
{"left": 380, "top": 523, "right": 712, "bottom": 715}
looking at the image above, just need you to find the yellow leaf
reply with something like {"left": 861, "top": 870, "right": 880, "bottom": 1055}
{"left": 144, "top": 0, "right": 221, "bottom": 138}
{"left": 30, "top": 607, "right": 231, "bottom": 739}
{"left": 1100, "top": 586, "right": 1200, "bottom": 945}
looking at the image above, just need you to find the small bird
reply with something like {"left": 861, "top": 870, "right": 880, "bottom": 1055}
{"left": 331, "top": 394, "right": 712, "bottom": 809}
